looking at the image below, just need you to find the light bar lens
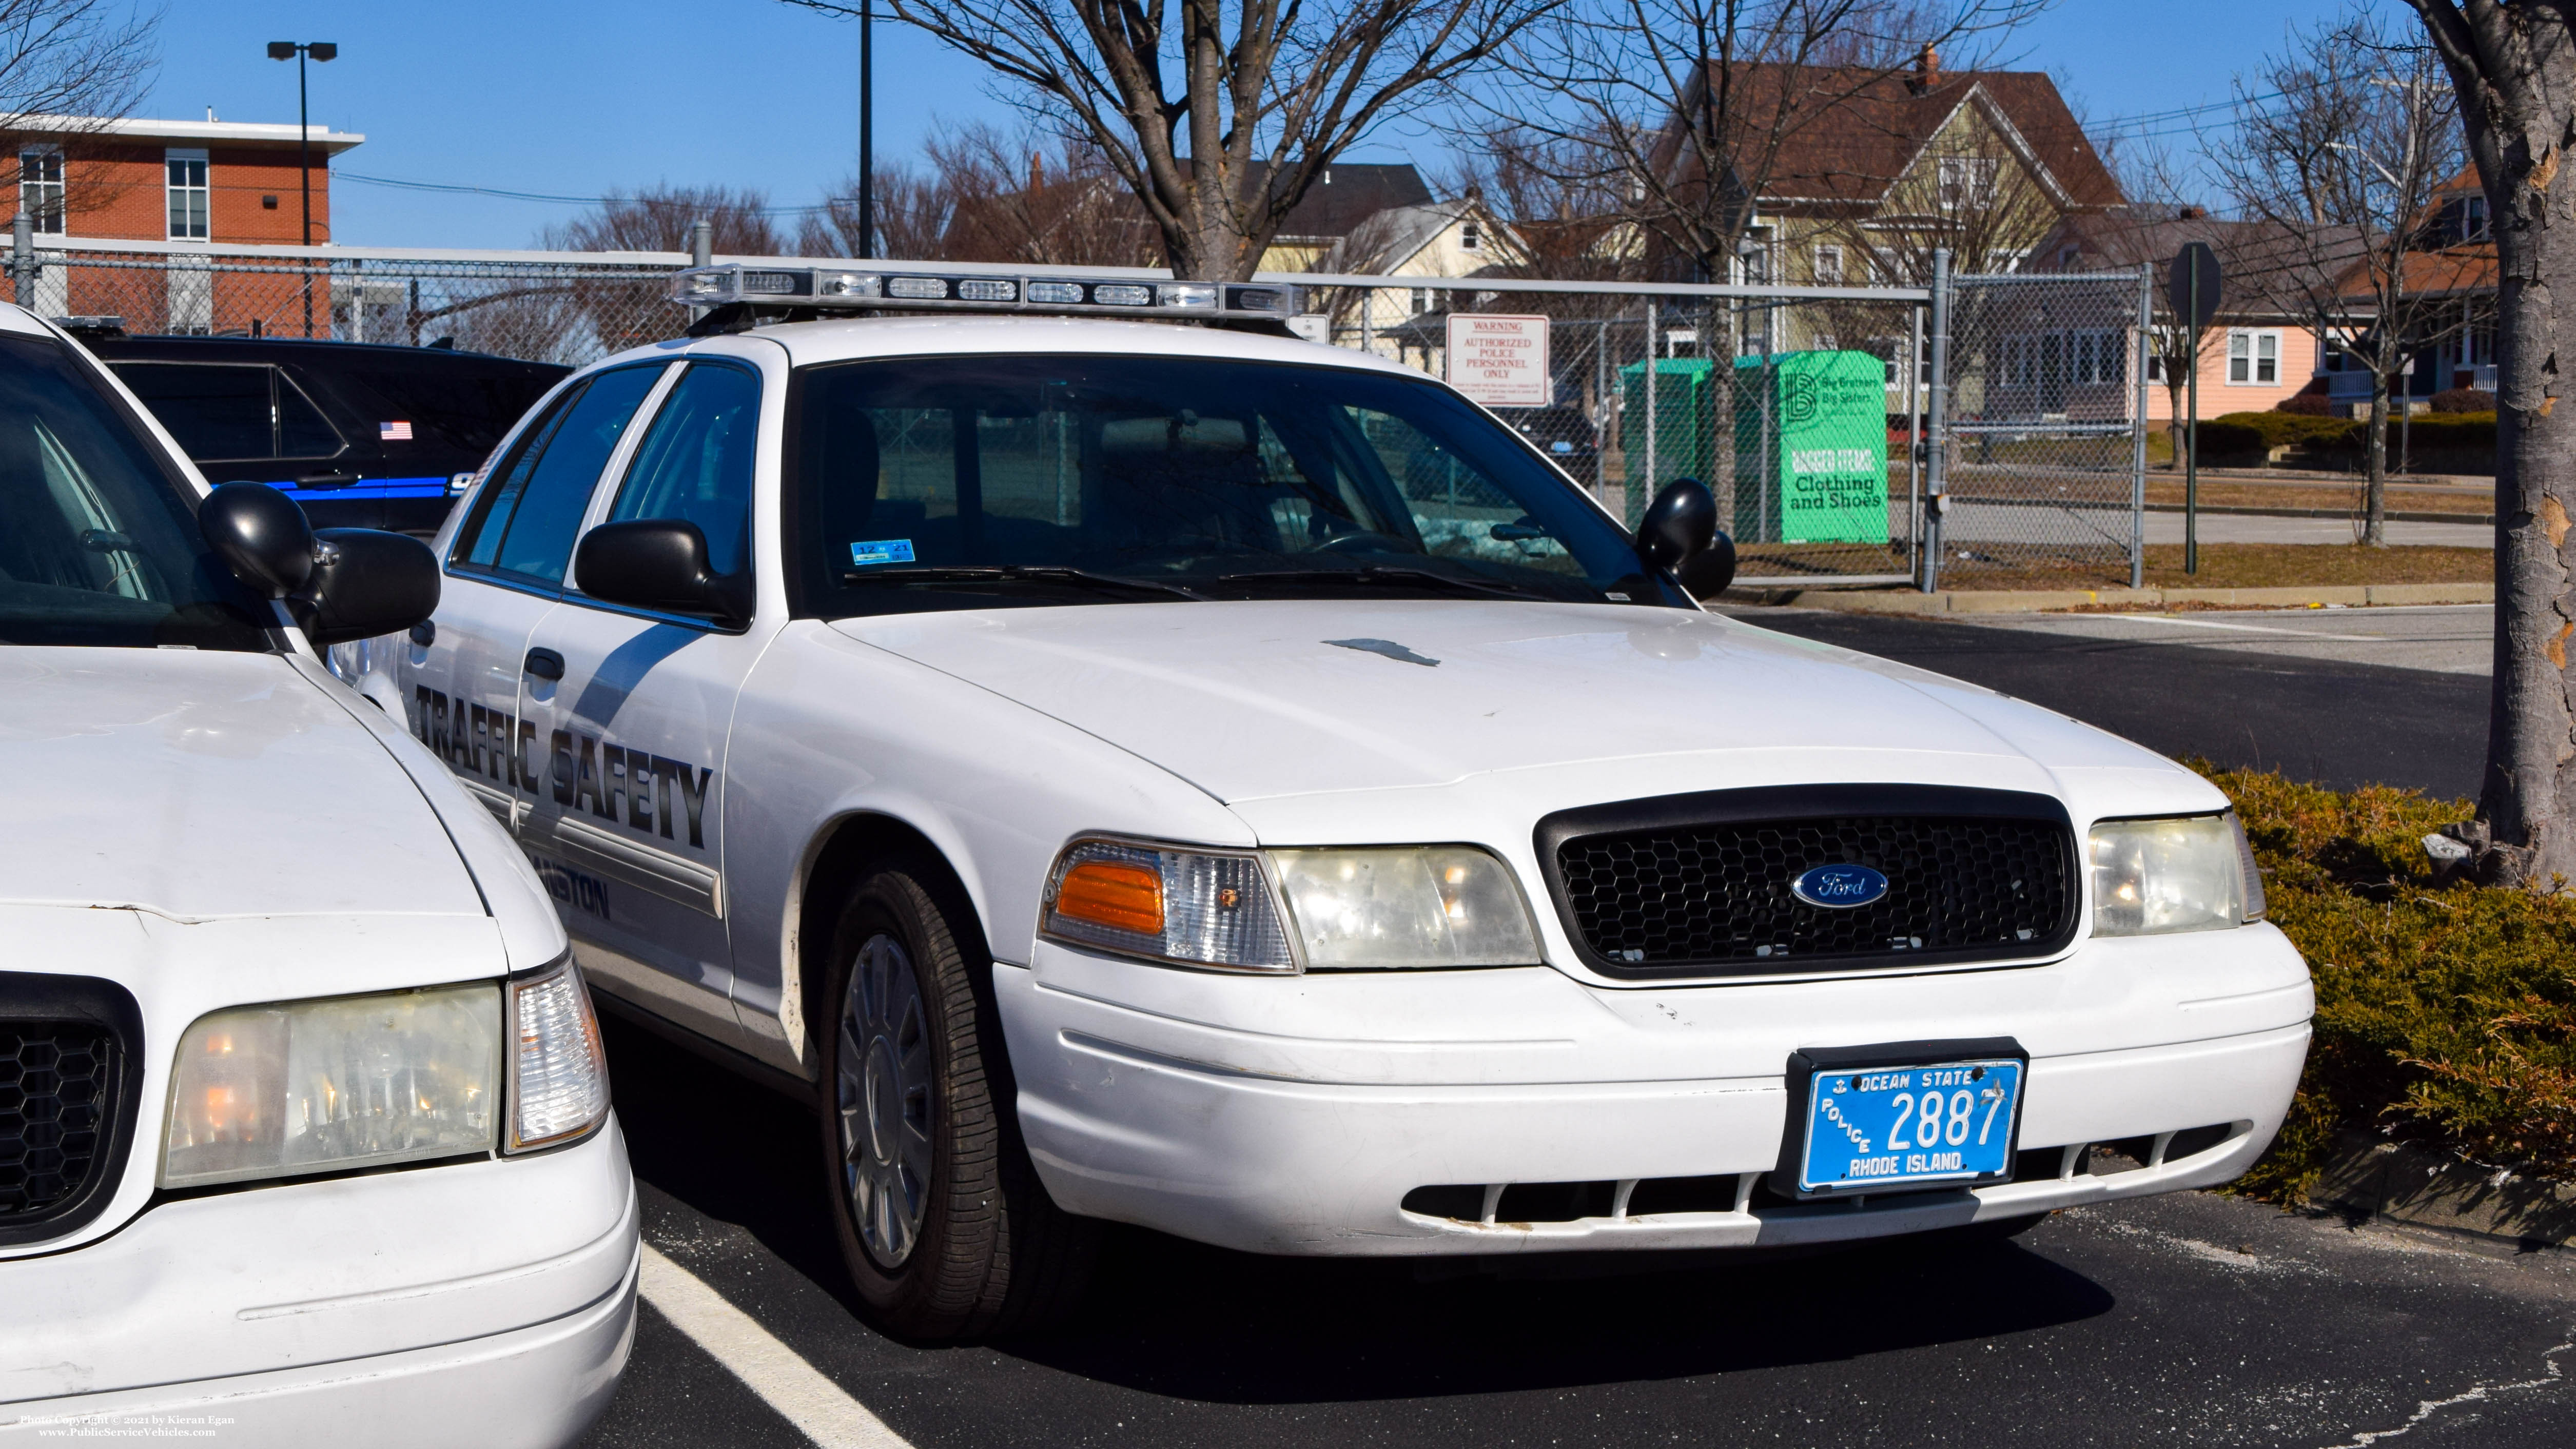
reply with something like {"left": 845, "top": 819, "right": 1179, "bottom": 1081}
{"left": 665, "top": 265, "right": 1299, "bottom": 319}
{"left": 509, "top": 958, "right": 611, "bottom": 1150}
{"left": 162, "top": 983, "right": 501, "bottom": 1188}
{"left": 1043, "top": 839, "right": 1294, "bottom": 972}
{"left": 1272, "top": 847, "right": 1542, "bottom": 969}
{"left": 2090, "top": 814, "right": 2247, "bottom": 936}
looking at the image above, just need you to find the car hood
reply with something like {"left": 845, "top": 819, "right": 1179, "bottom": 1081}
{"left": 0, "top": 648, "right": 487, "bottom": 920}
{"left": 830, "top": 600, "right": 2187, "bottom": 806}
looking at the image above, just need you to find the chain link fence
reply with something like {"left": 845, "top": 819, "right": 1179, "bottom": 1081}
{"left": 1926, "top": 266, "right": 2153, "bottom": 590}
{"left": 14, "top": 237, "right": 2149, "bottom": 591}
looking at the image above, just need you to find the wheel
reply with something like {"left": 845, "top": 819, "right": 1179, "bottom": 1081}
{"left": 819, "top": 858, "right": 1097, "bottom": 1340}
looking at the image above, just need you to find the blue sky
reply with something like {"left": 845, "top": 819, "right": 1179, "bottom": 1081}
{"left": 141, "top": 1, "right": 2345, "bottom": 250}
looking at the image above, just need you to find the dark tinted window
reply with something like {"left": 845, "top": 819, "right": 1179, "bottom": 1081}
{"left": 335, "top": 365, "right": 569, "bottom": 454}
{"left": 276, "top": 375, "right": 343, "bottom": 458}
{"left": 113, "top": 362, "right": 271, "bottom": 459}
{"left": 0, "top": 335, "right": 267, "bottom": 649}
{"left": 607, "top": 362, "right": 758, "bottom": 576}
{"left": 457, "top": 364, "right": 662, "bottom": 584}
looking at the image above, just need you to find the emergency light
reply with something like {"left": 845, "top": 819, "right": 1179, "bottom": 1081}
{"left": 667, "top": 264, "right": 1298, "bottom": 321}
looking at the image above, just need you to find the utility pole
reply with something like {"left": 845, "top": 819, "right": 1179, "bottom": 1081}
{"left": 267, "top": 41, "right": 338, "bottom": 336}
{"left": 857, "top": 0, "right": 874, "bottom": 259}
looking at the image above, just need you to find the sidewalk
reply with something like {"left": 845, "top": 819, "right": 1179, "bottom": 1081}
{"left": 1739, "top": 580, "right": 2496, "bottom": 615}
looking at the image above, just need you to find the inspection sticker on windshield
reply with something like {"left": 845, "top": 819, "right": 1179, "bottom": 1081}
{"left": 1799, "top": 1058, "right": 2021, "bottom": 1193}
{"left": 850, "top": 539, "right": 915, "bottom": 565}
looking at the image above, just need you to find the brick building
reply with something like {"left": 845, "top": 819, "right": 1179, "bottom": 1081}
{"left": 5, "top": 115, "right": 364, "bottom": 335}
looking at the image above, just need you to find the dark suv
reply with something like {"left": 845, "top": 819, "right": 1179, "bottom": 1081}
{"left": 75, "top": 330, "right": 569, "bottom": 535}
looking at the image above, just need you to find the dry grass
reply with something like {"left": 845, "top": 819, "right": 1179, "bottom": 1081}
{"left": 2140, "top": 480, "right": 2492, "bottom": 515}
{"left": 1937, "top": 543, "right": 2491, "bottom": 592}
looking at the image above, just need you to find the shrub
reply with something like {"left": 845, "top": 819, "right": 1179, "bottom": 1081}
{"left": 2208, "top": 410, "right": 2355, "bottom": 451}
{"left": 2192, "top": 419, "right": 2268, "bottom": 458}
{"left": 2432, "top": 387, "right": 2496, "bottom": 414}
{"left": 2277, "top": 393, "right": 2334, "bottom": 416}
{"left": 2195, "top": 764, "right": 2576, "bottom": 1203}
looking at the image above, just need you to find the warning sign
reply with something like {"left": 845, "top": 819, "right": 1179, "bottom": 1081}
{"left": 1445, "top": 314, "right": 1551, "bottom": 407}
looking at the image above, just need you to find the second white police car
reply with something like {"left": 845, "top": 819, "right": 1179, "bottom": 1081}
{"left": 358, "top": 264, "right": 2312, "bottom": 1341}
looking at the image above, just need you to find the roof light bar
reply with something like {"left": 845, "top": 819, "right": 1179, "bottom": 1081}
{"left": 667, "top": 264, "right": 1298, "bottom": 321}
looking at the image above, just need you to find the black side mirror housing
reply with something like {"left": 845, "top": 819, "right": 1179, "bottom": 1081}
{"left": 200, "top": 481, "right": 315, "bottom": 598}
{"left": 574, "top": 519, "right": 751, "bottom": 625}
{"left": 302, "top": 529, "right": 441, "bottom": 646}
{"left": 1635, "top": 478, "right": 1735, "bottom": 597}
{"left": 200, "top": 482, "right": 441, "bottom": 644}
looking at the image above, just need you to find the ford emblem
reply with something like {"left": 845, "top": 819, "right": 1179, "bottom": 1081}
{"left": 1791, "top": 863, "right": 1889, "bottom": 909}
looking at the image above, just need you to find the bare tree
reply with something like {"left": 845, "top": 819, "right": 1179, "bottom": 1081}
{"left": 921, "top": 122, "right": 1163, "bottom": 267}
{"left": 779, "top": 0, "right": 1555, "bottom": 281}
{"left": 0, "top": 0, "right": 161, "bottom": 230}
{"left": 2212, "top": 9, "right": 2469, "bottom": 545}
{"left": 541, "top": 184, "right": 794, "bottom": 257}
{"left": 801, "top": 156, "right": 957, "bottom": 261}
{"left": 2399, "top": 0, "right": 2576, "bottom": 888}
{"left": 1473, "top": 0, "right": 2043, "bottom": 285}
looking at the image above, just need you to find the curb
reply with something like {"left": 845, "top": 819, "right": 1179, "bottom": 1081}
{"left": 1734, "top": 581, "right": 2496, "bottom": 615}
{"left": 2308, "top": 1130, "right": 2576, "bottom": 1251}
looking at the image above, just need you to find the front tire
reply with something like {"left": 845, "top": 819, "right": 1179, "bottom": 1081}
{"left": 819, "top": 859, "right": 1096, "bottom": 1340}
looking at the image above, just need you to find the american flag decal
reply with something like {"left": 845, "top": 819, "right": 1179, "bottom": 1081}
{"left": 380, "top": 420, "right": 413, "bottom": 441}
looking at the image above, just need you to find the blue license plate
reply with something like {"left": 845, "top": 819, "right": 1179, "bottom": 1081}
{"left": 1799, "top": 1058, "right": 2023, "bottom": 1193}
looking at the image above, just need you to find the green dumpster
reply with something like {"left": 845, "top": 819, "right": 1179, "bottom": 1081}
{"left": 1616, "top": 358, "right": 1716, "bottom": 524}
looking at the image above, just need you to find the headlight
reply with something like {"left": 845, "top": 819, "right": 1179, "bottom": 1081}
{"left": 508, "top": 956, "right": 611, "bottom": 1151}
{"left": 2089, "top": 812, "right": 2262, "bottom": 937}
{"left": 1272, "top": 846, "right": 1541, "bottom": 968}
{"left": 162, "top": 982, "right": 501, "bottom": 1188}
{"left": 1040, "top": 837, "right": 1543, "bottom": 972}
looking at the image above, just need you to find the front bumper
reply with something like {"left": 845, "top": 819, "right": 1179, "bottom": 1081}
{"left": 999, "top": 928, "right": 2313, "bottom": 1256}
{"left": 0, "top": 1118, "right": 637, "bottom": 1447}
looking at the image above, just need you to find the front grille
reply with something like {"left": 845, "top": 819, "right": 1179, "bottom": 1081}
{"left": 0, "top": 1024, "right": 114, "bottom": 1220}
{"left": 1538, "top": 785, "right": 2077, "bottom": 976}
{"left": 0, "top": 974, "right": 142, "bottom": 1246}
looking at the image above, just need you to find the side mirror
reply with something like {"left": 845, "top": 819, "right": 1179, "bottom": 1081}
{"left": 301, "top": 529, "right": 441, "bottom": 646}
{"left": 1636, "top": 477, "right": 1736, "bottom": 597}
{"left": 574, "top": 519, "right": 751, "bottom": 625}
{"left": 200, "top": 481, "right": 315, "bottom": 598}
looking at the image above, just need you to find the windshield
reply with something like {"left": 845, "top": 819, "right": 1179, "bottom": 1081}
{"left": 787, "top": 354, "right": 1666, "bottom": 614}
{"left": 0, "top": 333, "right": 269, "bottom": 650}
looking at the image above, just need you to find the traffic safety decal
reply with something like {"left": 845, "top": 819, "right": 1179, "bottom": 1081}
{"left": 412, "top": 686, "right": 715, "bottom": 849}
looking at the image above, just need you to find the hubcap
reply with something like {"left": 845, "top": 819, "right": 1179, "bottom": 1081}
{"left": 836, "top": 931, "right": 932, "bottom": 1268}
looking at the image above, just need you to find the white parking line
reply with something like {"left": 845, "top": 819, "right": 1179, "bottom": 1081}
{"left": 638, "top": 1243, "right": 914, "bottom": 1449}
{"left": 2084, "top": 613, "right": 2384, "bottom": 641}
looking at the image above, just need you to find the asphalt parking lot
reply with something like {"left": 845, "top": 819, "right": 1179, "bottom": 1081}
{"left": 581, "top": 605, "right": 2549, "bottom": 1449}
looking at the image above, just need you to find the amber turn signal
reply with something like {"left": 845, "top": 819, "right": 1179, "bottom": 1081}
{"left": 1053, "top": 859, "right": 1164, "bottom": 935}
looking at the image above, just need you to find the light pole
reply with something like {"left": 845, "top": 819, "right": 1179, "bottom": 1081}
{"left": 857, "top": 0, "right": 873, "bottom": 259}
{"left": 266, "top": 40, "right": 337, "bottom": 335}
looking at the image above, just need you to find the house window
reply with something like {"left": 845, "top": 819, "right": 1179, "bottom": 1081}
{"left": 1409, "top": 287, "right": 1431, "bottom": 315}
{"left": 19, "top": 147, "right": 63, "bottom": 235}
{"left": 1937, "top": 157, "right": 1997, "bottom": 210}
{"left": 2227, "top": 329, "right": 2279, "bottom": 385}
{"left": 1459, "top": 222, "right": 1482, "bottom": 252}
{"left": 1812, "top": 244, "right": 1844, "bottom": 285}
{"left": 166, "top": 149, "right": 209, "bottom": 241}
{"left": 2058, "top": 245, "right": 2080, "bottom": 269}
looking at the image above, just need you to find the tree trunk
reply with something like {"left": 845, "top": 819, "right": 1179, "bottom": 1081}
{"left": 2364, "top": 374, "right": 2390, "bottom": 546}
{"left": 2464, "top": 41, "right": 2576, "bottom": 887}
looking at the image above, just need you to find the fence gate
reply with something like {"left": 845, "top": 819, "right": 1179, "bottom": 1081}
{"left": 1924, "top": 260, "right": 2153, "bottom": 591}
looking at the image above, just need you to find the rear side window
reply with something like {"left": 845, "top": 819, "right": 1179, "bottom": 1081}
{"left": 605, "top": 362, "right": 759, "bottom": 576}
{"left": 110, "top": 362, "right": 346, "bottom": 462}
{"left": 454, "top": 364, "right": 663, "bottom": 584}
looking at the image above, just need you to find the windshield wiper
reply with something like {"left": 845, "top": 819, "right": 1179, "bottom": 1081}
{"left": 837, "top": 564, "right": 1204, "bottom": 601}
{"left": 1211, "top": 565, "right": 1560, "bottom": 601}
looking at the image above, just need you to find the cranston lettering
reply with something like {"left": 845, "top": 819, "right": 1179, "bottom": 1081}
{"left": 411, "top": 685, "right": 714, "bottom": 850}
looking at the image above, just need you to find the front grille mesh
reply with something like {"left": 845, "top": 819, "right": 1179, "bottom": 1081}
{"left": 1556, "top": 813, "right": 2071, "bottom": 969}
{"left": 0, "top": 1023, "right": 115, "bottom": 1222}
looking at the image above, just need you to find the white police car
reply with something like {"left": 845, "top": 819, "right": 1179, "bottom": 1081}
{"left": 0, "top": 302, "right": 632, "bottom": 1443}
{"left": 375, "top": 264, "right": 2309, "bottom": 1342}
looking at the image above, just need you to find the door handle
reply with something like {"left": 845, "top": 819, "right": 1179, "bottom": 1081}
{"left": 523, "top": 647, "right": 565, "bottom": 681}
{"left": 296, "top": 471, "right": 363, "bottom": 488}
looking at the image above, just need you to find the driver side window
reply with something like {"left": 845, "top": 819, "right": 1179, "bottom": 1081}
{"left": 602, "top": 361, "right": 760, "bottom": 578}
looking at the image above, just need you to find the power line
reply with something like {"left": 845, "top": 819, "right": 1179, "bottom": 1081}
{"left": 337, "top": 170, "right": 840, "bottom": 213}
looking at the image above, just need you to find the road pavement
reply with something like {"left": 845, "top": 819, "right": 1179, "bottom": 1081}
{"left": 580, "top": 605, "right": 2535, "bottom": 1449}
